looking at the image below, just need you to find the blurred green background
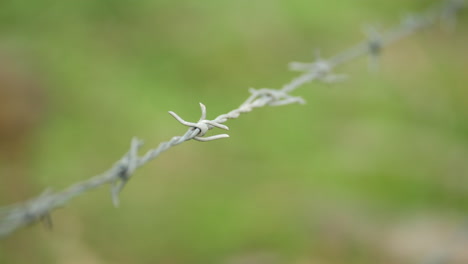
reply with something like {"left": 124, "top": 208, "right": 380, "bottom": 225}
{"left": 0, "top": 0, "right": 467, "bottom": 263}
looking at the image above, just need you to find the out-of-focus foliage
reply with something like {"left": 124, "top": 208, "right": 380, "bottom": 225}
{"left": 0, "top": 0, "right": 467, "bottom": 263}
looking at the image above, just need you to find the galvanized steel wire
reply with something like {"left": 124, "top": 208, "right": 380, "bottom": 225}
{"left": 0, "top": 0, "right": 464, "bottom": 239}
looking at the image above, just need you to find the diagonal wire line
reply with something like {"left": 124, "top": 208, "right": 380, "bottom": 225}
{"left": 0, "top": 0, "right": 464, "bottom": 239}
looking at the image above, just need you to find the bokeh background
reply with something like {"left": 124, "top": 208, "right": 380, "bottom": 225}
{"left": 1, "top": 0, "right": 467, "bottom": 263}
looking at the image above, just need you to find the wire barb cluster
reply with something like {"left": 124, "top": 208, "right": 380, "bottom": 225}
{"left": 111, "top": 137, "right": 143, "bottom": 206}
{"left": 169, "top": 103, "right": 230, "bottom": 142}
{"left": 289, "top": 51, "right": 348, "bottom": 84}
{"left": 247, "top": 88, "right": 306, "bottom": 107}
{"left": 0, "top": 0, "right": 464, "bottom": 239}
{"left": 362, "top": 25, "right": 384, "bottom": 71}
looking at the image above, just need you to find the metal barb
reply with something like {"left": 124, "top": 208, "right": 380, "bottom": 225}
{"left": 169, "top": 103, "right": 230, "bottom": 142}
{"left": 364, "top": 25, "right": 383, "bottom": 71}
{"left": 289, "top": 50, "right": 347, "bottom": 83}
{"left": 36, "top": 189, "right": 54, "bottom": 229}
{"left": 40, "top": 213, "right": 53, "bottom": 230}
{"left": 111, "top": 137, "right": 143, "bottom": 207}
{"left": 248, "top": 88, "right": 306, "bottom": 106}
{"left": 441, "top": 0, "right": 465, "bottom": 31}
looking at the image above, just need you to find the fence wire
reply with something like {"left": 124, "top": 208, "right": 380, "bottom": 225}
{"left": 0, "top": 0, "right": 465, "bottom": 239}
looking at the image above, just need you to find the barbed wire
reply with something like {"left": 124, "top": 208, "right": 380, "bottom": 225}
{"left": 0, "top": 0, "right": 464, "bottom": 239}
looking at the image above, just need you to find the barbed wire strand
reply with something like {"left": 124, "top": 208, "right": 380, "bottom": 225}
{"left": 0, "top": 0, "right": 464, "bottom": 239}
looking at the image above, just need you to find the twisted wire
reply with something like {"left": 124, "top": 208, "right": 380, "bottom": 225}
{"left": 0, "top": 0, "right": 464, "bottom": 239}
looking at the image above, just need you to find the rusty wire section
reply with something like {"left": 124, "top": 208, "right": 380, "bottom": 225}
{"left": 0, "top": 0, "right": 464, "bottom": 239}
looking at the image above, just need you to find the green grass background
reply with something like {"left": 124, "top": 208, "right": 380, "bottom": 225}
{"left": 1, "top": 0, "right": 467, "bottom": 263}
